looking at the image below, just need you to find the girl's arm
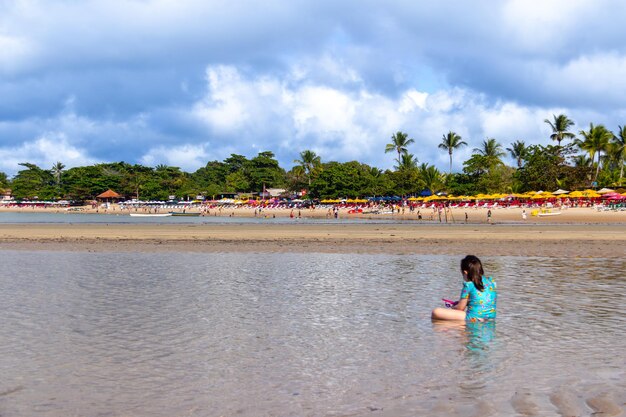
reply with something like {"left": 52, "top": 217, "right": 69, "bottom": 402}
{"left": 453, "top": 297, "right": 468, "bottom": 311}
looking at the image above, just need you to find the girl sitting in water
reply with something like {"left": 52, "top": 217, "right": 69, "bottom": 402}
{"left": 431, "top": 255, "right": 497, "bottom": 322}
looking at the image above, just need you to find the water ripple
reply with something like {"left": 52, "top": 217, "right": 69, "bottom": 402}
{"left": 0, "top": 251, "right": 624, "bottom": 416}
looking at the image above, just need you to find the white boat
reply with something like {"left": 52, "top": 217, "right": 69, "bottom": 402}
{"left": 537, "top": 211, "right": 562, "bottom": 217}
{"left": 129, "top": 213, "right": 172, "bottom": 217}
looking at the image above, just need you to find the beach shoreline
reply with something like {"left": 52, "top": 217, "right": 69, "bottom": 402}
{"left": 1, "top": 222, "right": 624, "bottom": 258}
{"left": 2, "top": 204, "right": 625, "bottom": 257}
{"left": 2, "top": 203, "right": 626, "bottom": 222}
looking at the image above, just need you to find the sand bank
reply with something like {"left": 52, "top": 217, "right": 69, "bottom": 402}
{"left": 0, "top": 222, "right": 624, "bottom": 258}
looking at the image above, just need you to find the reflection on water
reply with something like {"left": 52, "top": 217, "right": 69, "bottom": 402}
{"left": 0, "top": 252, "right": 624, "bottom": 416}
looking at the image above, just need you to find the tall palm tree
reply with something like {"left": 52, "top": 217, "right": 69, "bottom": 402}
{"left": 438, "top": 131, "right": 467, "bottom": 174}
{"left": 385, "top": 131, "right": 415, "bottom": 165}
{"left": 544, "top": 114, "right": 575, "bottom": 146}
{"left": 506, "top": 140, "right": 527, "bottom": 168}
{"left": 572, "top": 154, "right": 592, "bottom": 168}
{"left": 51, "top": 161, "right": 65, "bottom": 187}
{"left": 395, "top": 153, "right": 419, "bottom": 171}
{"left": 293, "top": 150, "right": 321, "bottom": 187}
{"left": 613, "top": 125, "right": 626, "bottom": 184}
{"left": 474, "top": 138, "right": 505, "bottom": 166}
{"left": 418, "top": 163, "right": 442, "bottom": 193}
{"left": 576, "top": 123, "right": 613, "bottom": 184}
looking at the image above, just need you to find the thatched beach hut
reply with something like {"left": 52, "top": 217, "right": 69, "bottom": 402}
{"left": 96, "top": 189, "right": 122, "bottom": 203}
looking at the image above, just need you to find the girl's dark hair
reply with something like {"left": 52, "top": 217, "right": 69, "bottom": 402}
{"left": 461, "top": 255, "right": 485, "bottom": 291}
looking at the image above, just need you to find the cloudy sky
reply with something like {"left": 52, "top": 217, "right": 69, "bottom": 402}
{"left": 1, "top": 0, "right": 626, "bottom": 176}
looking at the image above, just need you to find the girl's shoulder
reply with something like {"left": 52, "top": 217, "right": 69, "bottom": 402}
{"left": 463, "top": 280, "right": 475, "bottom": 289}
{"left": 483, "top": 276, "right": 496, "bottom": 288}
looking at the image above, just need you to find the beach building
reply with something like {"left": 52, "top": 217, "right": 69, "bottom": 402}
{"left": 258, "top": 188, "right": 287, "bottom": 199}
{"left": 96, "top": 189, "right": 122, "bottom": 203}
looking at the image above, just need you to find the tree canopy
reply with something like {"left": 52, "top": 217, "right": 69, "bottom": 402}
{"left": 2, "top": 115, "right": 626, "bottom": 200}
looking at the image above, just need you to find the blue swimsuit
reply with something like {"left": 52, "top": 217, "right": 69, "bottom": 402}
{"left": 460, "top": 276, "right": 497, "bottom": 322}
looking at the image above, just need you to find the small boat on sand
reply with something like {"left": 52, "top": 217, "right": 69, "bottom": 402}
{"left": 129, "top": 213, "right": 172, "bottom": 217}
{"left": 169, "top": 212, "right": 201, "bottom": 217}
{"left": 537, "top": 211, "right": 562, "bottom": 217}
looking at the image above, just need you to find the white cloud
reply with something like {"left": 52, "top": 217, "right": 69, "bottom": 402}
{"left": 541, "top": 53, "right": 626, "bottom": 104}
{"left": 190, "top": 63, "right": 588, "bottom": 172}
{"left": 0, "top": 34, "right": 36, "bottom": 74}
{"left": 0, "top": 134, "right": 97, "bottom": 174}
{"left": 500, "top": 0, "right": 591, "bottom": 52}
{"left": 140, "top": 143, "right": 210, "bottom": 171}
{"left": 2, "top": 0, "right": 626, "bottom": 176}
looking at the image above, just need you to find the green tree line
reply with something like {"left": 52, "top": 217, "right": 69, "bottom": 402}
{"left": 2, "top": 114, "right": 625, "bottom": 201}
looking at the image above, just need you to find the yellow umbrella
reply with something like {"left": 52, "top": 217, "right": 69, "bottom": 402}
{"left": 582, "top": 190, "right": 600, "bottom": 198}
{"left": 424, "top": 195, "right": 444, "bottom": 202}
{"left": 568, "top": 191, "right": 584, "bottom": 198}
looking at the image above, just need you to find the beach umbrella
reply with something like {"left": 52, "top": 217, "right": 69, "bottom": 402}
{"left": 568, "top": 191, "right": 584, "bottom": 198}
{"left": 582, "top": 190, "right": 601, "bottom": 198}
{"left": 425, "top": 195, "right": 445, "bottom": 201}
{"left": 552, "top": 189, "right": 569, "bottom": 195}
{"left": 601, "top": 192, "right": 622, "bottom": 199}
{"left": 419, "top": 189, "right": 433, "bottom": 197}
{"left": 597, "top": 187, "right": 615, "bottom": 194}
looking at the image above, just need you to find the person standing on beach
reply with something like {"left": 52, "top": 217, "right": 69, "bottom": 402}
{"left": 487, "top": 209, "right": 492, "bottom": 223}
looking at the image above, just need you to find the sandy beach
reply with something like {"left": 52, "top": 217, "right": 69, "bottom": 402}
{"left": 1, "top": 220, "right": 625, "bottom": 258}
{"left": 1, "top": 204, "right": 625, "bottom": 257}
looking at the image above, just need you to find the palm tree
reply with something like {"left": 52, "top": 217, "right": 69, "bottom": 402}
{"left": 438, "top": 131, "right": 467, "bottom": 174}
{"left": 572, "top": 154, "right": 592, "bottom": 168}
{"left": 474, "top": 138, "right": 505, "bottom": 167}
{"left": 385, "top": 131, "right": 415, "bottom": 165}
{"left": 576, "top": 123, "right": 613, "bottom": 184}
{"left": 395, "top": 153, "right": 419, "bottom": 171}
{"left": 418, "top": 163, "right": 443, "bottom": 193}
{"left": 293, "top": 150, "right": 321, "bottom": 187}
{"left": 51, "top": 161, "right": 65, "bottom": 187}
{"left": 544, "top": 114, "right": 575, "bottom": 146}
{"left": 506, "top": 140, "right": 527, "bottom": 168}
{"left": 613, "top": 125, "right": 626, "bottom": 184}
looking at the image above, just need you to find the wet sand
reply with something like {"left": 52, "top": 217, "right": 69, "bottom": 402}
{"left": 1, "top": 222, "right": 625, "bottom": 258}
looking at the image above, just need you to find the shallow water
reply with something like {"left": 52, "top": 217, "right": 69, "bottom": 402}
{"left": 0, "top": 211, "right": 421, "bottom": 225}
{"left": 0, "top": 251, "right": 624, "bottom": 416}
